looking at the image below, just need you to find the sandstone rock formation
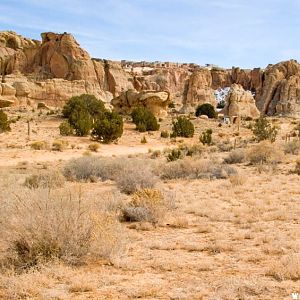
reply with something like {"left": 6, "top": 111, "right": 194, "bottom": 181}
{"left": 256, "top": 60, "right": 300, "bottom": 116}
{"left": 222, "top": 84, "right": 260, "bottom": 119}
{"left": 1, "top": 31, "right": 300, "bottom": 117}
{"left": 181, "top": 68, "right": 216, "bottom": 113}
{"left": 111, "top": 90, "right": 171, "bottom": 117}
{"left": 0, "top": 31, "right": 133, "bottom": 106}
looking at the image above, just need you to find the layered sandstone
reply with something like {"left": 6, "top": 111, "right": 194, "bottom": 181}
{"left": 256, "top": 60, "right": 300, "bottom": 115}
{"left": 111, "top": 90, "right": 171, "bottom": 117}
{"left": 222, "top": 84, "right": 260, "bottom": 119}
{"left": 1, "top": 31, "right": 300, "bottom": 117}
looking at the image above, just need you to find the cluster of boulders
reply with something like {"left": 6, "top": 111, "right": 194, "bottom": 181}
{"left": 1, "top": 30, "right": 300, "bottom": 117}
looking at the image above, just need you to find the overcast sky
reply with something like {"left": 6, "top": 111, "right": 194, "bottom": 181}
{"left": 0, "top": 0, "right": 299, "bottom": 69}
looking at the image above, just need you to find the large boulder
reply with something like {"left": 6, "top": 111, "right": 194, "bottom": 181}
{"left": 222, "top": 84, "right": 260, "bottom": 119}
{"left": 111, "top": 90, "right": 171, "bottom": 117}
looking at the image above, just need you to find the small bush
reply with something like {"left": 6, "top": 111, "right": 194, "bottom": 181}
{"left": 150, "top": 150, "right": 161, "bottom": 159}
{"left": 195, "top": 103, "right": 217, "bottom": 118}
{"left": 291, "top": 158, "right": 300, "bottom": 175}
{"left": 217, "top": 140, "right": 234, "bottom": 152}
{"left": 64, "top": 156, "right": 123, "bottom": 182}
{"left": 247, "top": 141, "right": 283, "bottom": 165}
{"left": 284, "top": 140, "right": 300, "bottom": 155}
{"left": 229, "top": 173, "right": 246, "bottom": 186}
{"left": 131, "top": 107, "right": 160, "bottom": 132}
{"left": 59, "top": 121, "right": 74, "bottom": 136}
{"left": 172, "top": 116, "right": 194, "bottom": 138}
{"left": 64, "top": 157, "right": 158, "bottom": 193}
{"left": 167, "top": 149, "right": 183, "bottom": 162}
{"left": 88, "top": 142, "right": 100, "bottom": 152}
{"left": 52, "top": 140, "right": 68, "bottom": 151}
{"left": 30, "top": 141, "right": 48, "bottom": 150}
{"left": 24, "top": 170, "right": 65, "bottom": 189}
{"left": 224, "top": 149, "right": 245, "bottom": 164}
{"left": 160, "top": 130, "right": 169, "bottom": 138}
{"left": 0, "top": 188, "right": 125, "bottom": 269}
{"left": 141, "top": 136, "right": 147, "bottom": 144}
{"left": 62, "top": 94, "right": 106, "bottom": 137}
{"left": 92, "top": 111, "right": 123, "bottom": 143}
{"left": 200, "top": 129, "right": 213, "bottom": 145}
{"left": 252, "top": 117, "right": 278, "bottom": 143}
{"left": 181, "top": 143, "right": 205, "bottom": 157}
{"left": 116, "top": 162, "right": 158, "bottom": 194}
{"left": 0, "top": 110, "right": 11, "bottom": 133}
{"left": 160, "top": 158, "right": 237, "bottom": 180}
{"left": 121, "top": 189, "right": 170, "bottom": 224}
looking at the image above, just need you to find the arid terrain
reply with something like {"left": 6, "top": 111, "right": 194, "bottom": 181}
{"left": 0, "top": 106, "right": 299, "bottom": 300}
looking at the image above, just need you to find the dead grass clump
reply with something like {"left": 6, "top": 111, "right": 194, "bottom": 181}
{"left": 247, "top": 141, "right": 283, "bottom": 165}
{"left": 216, "top": 139, "right": 234, "bottom": 152}
{"left": 52, "top": 140, "right": 68, "bottom": 151}
{"left": 229, "top": 173, "right": 247, "bottom": 186}
{"left": 0, "top": 188, "right": 126, "bottom": 270}
{"left": 63, "top": 156, "right": 123, "bottom": 182}
{"left": 64, "top": 157, "right": 158, "bottom": 194}
{"left": 115, "top": 161, "right": 158, "bottom": 194}
{"left": 284, "top": 140, "right": 300, "bottom": 155}
{"left": 224, "top": 149, "right": 245, "bottom": 164}
{"left": 159, "top": 158, "right": 237, "bottom": 180}
{"left": 30, "top": 141, "right": 48, "bottom": 150}
{"left": 291, "top": 158, "right": 300, "bottom": 175}
{"left": 267, "top": 254, "right": 300, "bottom": 281}
{"left": 88, "top": 142, "right": 101, "bottom": 152}
{"left": 24, "top": 170, "right": 65, "bottom": 189}
{"left": 121, "top": 188, "right": 171, "bottom": 224}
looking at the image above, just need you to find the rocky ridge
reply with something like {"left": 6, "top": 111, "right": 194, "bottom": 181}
{"left": 1, "top": 31, "right": 300, "bottom": 117}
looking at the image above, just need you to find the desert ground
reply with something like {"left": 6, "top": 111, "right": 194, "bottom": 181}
{"left": 0, "top": 107, "right": 299, "bottom": 300}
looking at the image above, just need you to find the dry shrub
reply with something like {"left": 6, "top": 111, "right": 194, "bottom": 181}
{"left": 30, "top": 141, "right": 48, "bottom": 150}
{"left": 216, "top": 139, "right": 234, "bottom": 152}
{"left": 88, "top": 142, "right": 100, "bottom": 152}
{"left": 267, "top": 254, "right": 300, "bottom": 281}
{"left": 291, "top": 158, "right": 300, "bottom": 175}
{"left": 224, "top": 149, "right": 245, "bottom": 164}
{"left": 229, "top": 173, "right": 247, "bottom": 186}
{"left": 247, "top": 141, "right": 283, "bottom": 165}
{"left": 115, "top": 161, "right": 158, "bottom": 194}
{"left": 52, "top": 140, "right": 68, "bottom": 151}
{"left": 0, "top": 187, "right": 126, "bottom": 270}
{"left": 159, "top": 158, "right": 237, "bottom": 180}
{"left": 64, "top": 156, "right": 158, "bottom": 194}
{"left": 284, "top": 140, "right": 300, "bottom": 155}
{"left": 63, "top": 156, "right": 123, "bottom": 182}
{"left": 121, "top": 188, "right": 173, "bottom": 224}
{"left": 150, "top": 150, "right": 161, "bottom": 159}
{"left": 24, "top": 170, "right": 65, "bottom": 189}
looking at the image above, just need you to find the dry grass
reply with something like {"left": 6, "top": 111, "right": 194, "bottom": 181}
{"left": 88, "top": 142, "right": 101, "bottom": 152}
{"left": 267, "top": 254, "right": 300, "bottom": 281}
{"left": 24, "top": 170, "right": 65, "bottom": 189}
{"left": 0, "top": 186, "right": 126, "bottom": 270}
{"left": 224, "top": 148, "right": 245, "bottom": 164}
{"left": 51, "top": 139, "right": 68, "bottom": 151}
{"left": 284, "top": 140, "right": 300, "bottom": 155}
{"left": 159, "top": 157, "right": 237, "bottom": 180}
{"left": 30, "top": 140, "right": 49, "bottom": 150}
{"left": 247, "top": 141, "right": 283, "bottom": 165}
{"left": 121, "top": 188, "right": 173, "bottom": 224}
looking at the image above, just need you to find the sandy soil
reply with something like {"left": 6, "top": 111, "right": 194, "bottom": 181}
{"left": 0, "top": 109, "right": 299, "bottom": 299}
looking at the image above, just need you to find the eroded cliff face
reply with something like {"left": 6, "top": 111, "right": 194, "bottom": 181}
{"left": 1, "top": 31, "right": 300, "bottom": 116}
{"left": 0, "top": 31, "right": 133, "bottom": 107}
{"left": 221, "top": 84, "right": 260, "bottom": 119}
